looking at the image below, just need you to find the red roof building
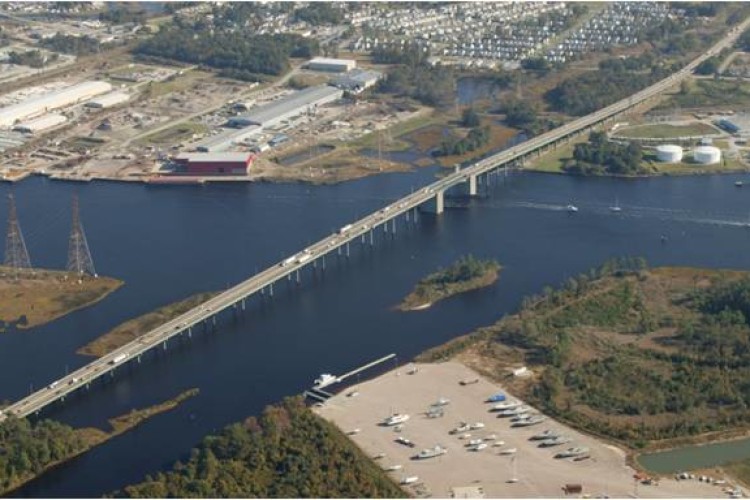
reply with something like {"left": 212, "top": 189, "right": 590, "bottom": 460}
{"left": 173, "top": 152, "right": 255, "bottom": 176}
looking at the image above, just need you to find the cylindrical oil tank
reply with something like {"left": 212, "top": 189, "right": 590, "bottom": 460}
{"left": 656, "top": 144, "right": 683, "bottom": 163}
{"left": 693, "top": 146, "right": 721, "bottom": 165}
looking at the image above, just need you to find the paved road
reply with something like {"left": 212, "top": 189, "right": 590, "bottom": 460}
{"left": 4, "top": 18, "right": 749, "bottom": 421}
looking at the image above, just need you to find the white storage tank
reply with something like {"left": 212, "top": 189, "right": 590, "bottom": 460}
{"left": 693, "top": 145, "right": 721, "bottom": 165}
{"left": 656, "top": 144, "right": 683, "bottom": 163}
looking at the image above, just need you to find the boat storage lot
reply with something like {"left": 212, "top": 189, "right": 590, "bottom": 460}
{"left": 315, "top": 362, "right": 724, "bottom": 498}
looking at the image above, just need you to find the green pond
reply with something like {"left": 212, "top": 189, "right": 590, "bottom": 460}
{"left": 638, "top": 438, "right": 750, "bottom": 474}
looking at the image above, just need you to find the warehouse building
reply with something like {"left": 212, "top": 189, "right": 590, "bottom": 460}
{"left": 194, "top": 125, "right": 262, "bottom": 153}
{"left": 12, "top": 113, "right": 67, "bottom": 134}
{"left": 228, "top": 85, "right": 343, "bottom": 129}
{"left": 331, "top": 69, "right": 383, "bottom": 93}
{"left": 84, "top": 91, "right": 130, "bottom": 109}
{"left": 0, "top": 80, "right": 112, "bottom": 128}
{"left": 172, "top": 152, "right": 255, "bottom": 175}
{"left": 305, "top": 57, "right": 357, "bottom": 73}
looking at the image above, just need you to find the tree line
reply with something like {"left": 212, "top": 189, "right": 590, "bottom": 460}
{"left": 134, "top": 27, "right": 319, "bottom": 77}
{"left": 565, "top": 131, "right": 644, "bottom": 175}
{"left": 117, "top": 397, "right": 404, "bottom": 498}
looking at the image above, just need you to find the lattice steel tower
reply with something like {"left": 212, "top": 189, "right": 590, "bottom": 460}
{"left": 66, "top": 194, "right": 96, "bottom": 277}
{"left": 3, "top": 194, "right": 31, "bottom": 271}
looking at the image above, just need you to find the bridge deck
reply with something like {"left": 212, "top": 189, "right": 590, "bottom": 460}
{"left": 4, "top": 19, "right": 748, "bottom": 421}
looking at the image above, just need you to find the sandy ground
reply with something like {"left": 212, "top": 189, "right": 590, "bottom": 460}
{"left": 315, "top": 362, "right": 729, "bottom": 498}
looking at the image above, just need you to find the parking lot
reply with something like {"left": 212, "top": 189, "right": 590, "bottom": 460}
{"left": 315, "top": 361, "right": 726, "bottom": 498}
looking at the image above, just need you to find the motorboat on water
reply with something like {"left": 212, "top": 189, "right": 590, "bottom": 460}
{"left": 566, "top": 204, "right": 579, "bottom": 213}
{"left": 384, "top": 413, "right": 410, "bottom": 426}
{"left": 314, "top": 373, "right": 339, "bottom": 387}
{"left": 736, "top": 181, "right": 744, "bottom": 187}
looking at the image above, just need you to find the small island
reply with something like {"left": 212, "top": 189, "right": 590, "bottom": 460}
{"left": 398, "top": 255, "right": 501, "bottom": 311}
{"left": 77, "top": 292, "right": 217, "bottom": 357}
{"left": 0, "top": 388, "right": 199, "bottom": 496}
{"left": 0, "top": 267, "right": 122, "bottom": 332}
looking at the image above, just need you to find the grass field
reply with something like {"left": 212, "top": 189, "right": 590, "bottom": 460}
{"left": 77, "top": 292, "right": 216, "bottom": 357}
{"left": 656, "top": 79, "right": 750, "bottom": 110}
{"left": 614, "top": 122, "right": 721, "bottom": 139}
{"left": 138, "top": 121, "right": 207, "bottom": 146}
{"left": 0, "top": 268, "right": 122, "bottom": 331}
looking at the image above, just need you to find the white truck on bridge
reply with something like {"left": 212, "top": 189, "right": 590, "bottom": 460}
{"left": 110, "top": 353, "right": 129, "bottom": 365}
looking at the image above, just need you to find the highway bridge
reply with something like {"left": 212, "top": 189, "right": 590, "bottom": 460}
{"left": 4, "top": 18, "right": 749, "bottom": 421}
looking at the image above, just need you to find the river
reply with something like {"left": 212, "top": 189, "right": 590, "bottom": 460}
{"left": 5, "top": 168, "right": 750, "bottom": 496}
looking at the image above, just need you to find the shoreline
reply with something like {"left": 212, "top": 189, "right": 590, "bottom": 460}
{"left": 3, "top": 388, "right": 199, "bottom": 496}
{"left": 397, "top": 262, "right": 501, "bottom": 312}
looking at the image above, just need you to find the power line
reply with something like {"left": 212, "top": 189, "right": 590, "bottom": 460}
{"left": 66, "top": 194, "right": 96, "bottom": 278}
{"left": 3, "top": 193, "right": 32, "bottom": 275}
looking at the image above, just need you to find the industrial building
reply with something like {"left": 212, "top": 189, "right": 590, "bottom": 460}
{"left": 12, "top": 113, "right": 67, "bottom": 134}
{"left": 331, "top": 69, "right": 383, "bottom": 93}
{"left": 0, "top": 81, "right": 112, "bottom": 128}
{"left": 194, "top": 125, "right": 262, "bottom": 153}
{"left": 172, "top": 152, "right": 255, "bottom": 175}
{"left": 228, "top": 85, "right": 343, "bottom": 129}
{"left": 305, "top": 57, "right": 357, "bottom": 73}
{"left": 84, "top": 91, "right": 130, "bottom": 109}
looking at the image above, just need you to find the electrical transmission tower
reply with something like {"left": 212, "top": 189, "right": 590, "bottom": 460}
{"left": 3, "top": 193, "right": 32, "bottom": 273}
{"left": 66, "top": 194, "right": 96, "bottom": 278}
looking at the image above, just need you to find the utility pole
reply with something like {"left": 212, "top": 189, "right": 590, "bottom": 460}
{"left": 66, "top": 194, "right": 97, "bottom": 279}
{"left": 3, "top": 193, "right": 32, "bottom": 278}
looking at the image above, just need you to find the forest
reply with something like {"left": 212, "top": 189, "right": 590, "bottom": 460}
{"left": 565, "top": 131, "right": 644, "bottom": 175}
{"left": 118, "top": 397, "right": 404, "bottom": 498}
{"left": 134, "top": 27, "right": 319, "bottom": 77}
{"left": 435, "top": 126, "right": 490, "bottom": 157}
{"left": 40, "top": 34, "right": 111, "bottom": 56}
{"left": 420, "top": 258, "right": 750, "bottom": 447}
{"left": 0, "top": 417, "right": 89, "bottom": 494}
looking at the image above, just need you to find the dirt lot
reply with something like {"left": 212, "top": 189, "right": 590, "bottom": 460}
{"left": 315, "top": 361, "right": 728, "bottom": 498}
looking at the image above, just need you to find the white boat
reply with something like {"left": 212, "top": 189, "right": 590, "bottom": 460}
{"left": 510, "top": 413, "right": 531, "bottom": 423}
{"left": 458, "top": 433, "right": 472, "bottom": 440}
{"left": 314, "top": 373, "right": 338, "bottom": 387}
{"left": 498, "top": 447, "right": 517, "bottom": 455}
{"left": 347, "top": 428, "right": 361, "bottom": 435}
{"left": 609, "top": 197, "right": 622, "bottom": 212}
{"left": 468, "top": 442, "right": 488, "bottom": 451}
{"left": 415, "top": 445, "right": 448, "bottom": 459}
{"left": 498, "top": 406, "right": 531, "bottom": 417}
{"left": 433, "top": 397, "right": 451, "bottom": 406}
{"left": 513, "top": 415, "right": 546, "bottom": 427}
{"left": 467, "top": 439, "right": 484, "bottom": 446}
{"left": 469, "top": 422, "right": 485, "bottom": 430}
{"left": 736, "top": 180, "right": 744, "bottom": 187}
{"left": 530, "top": 429, "right": 557, "bottom": 441}
{"left": 555, "top": 446, "right": 590, "bottom": 459}
{"left": 491, "top": 401, "right": 521, "bottom": 411}
{"left": 484, "top": 434, "right": 497, "bottom": 441}
{"left": 401, "top": 476, "right": 419, "bottom": 485}
{"left": 450, "top": 423, "right": 471, "bottom": 434}
{"left": 385, "top": 464, "right": 402, "bottom": 471}
{"left": 539, "top": 435, "right": 572, "bottom": 447}
{"left": 566, "top": 204, "right": 578, "bottom": 213}
{"left": 384, "top": 413, "right": 410, "bottom": 426}
{"left": 491, "top": 440, "right": 506, "bottom": 447}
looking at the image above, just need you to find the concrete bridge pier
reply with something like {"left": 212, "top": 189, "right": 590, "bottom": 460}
{"left": 346, "top": 241, "right": 350, "bottom": 258}
{"left": 361, "top": 233, "right": 365, "bottom": 244}
{"left": 413, "top": 207, "right": 418, "bottom": 224}
{"left": 383, "top": 222, "right": 388, "bottom": 234}
{"left": 162, "top": 340, "right": 167, "bottom": 351}
{"left": 241, "top": 299, "right": 245, "bottom": 311}
{"left": 419, "top": 190, "right": 444, "bottom": 214}
{"left": 322, "top": 255, "right": 326, "bottom": 270}
{"left": 188, "top": 327, "right": 192, "bottom": 338}
{"left": 212, "top": 316, "right": 217, "bottom": 326}
{"left": 391, "top": 218, "right": 396, "bottom": 234}
{"left": 405, "top": 209, "right": 410, "bottom": 222}
{"left": 296, "top": 269, "right": 301, "bottom": 284}
{"left": 369, "top": 229, "right": 374, "bottom": 246}
{"left": 269, "top": 283, "right": 274, "bottom": 296}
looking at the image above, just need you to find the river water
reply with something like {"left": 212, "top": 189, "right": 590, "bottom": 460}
{"left": 5, "top": 168, "right": 750, "bottom": 496}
